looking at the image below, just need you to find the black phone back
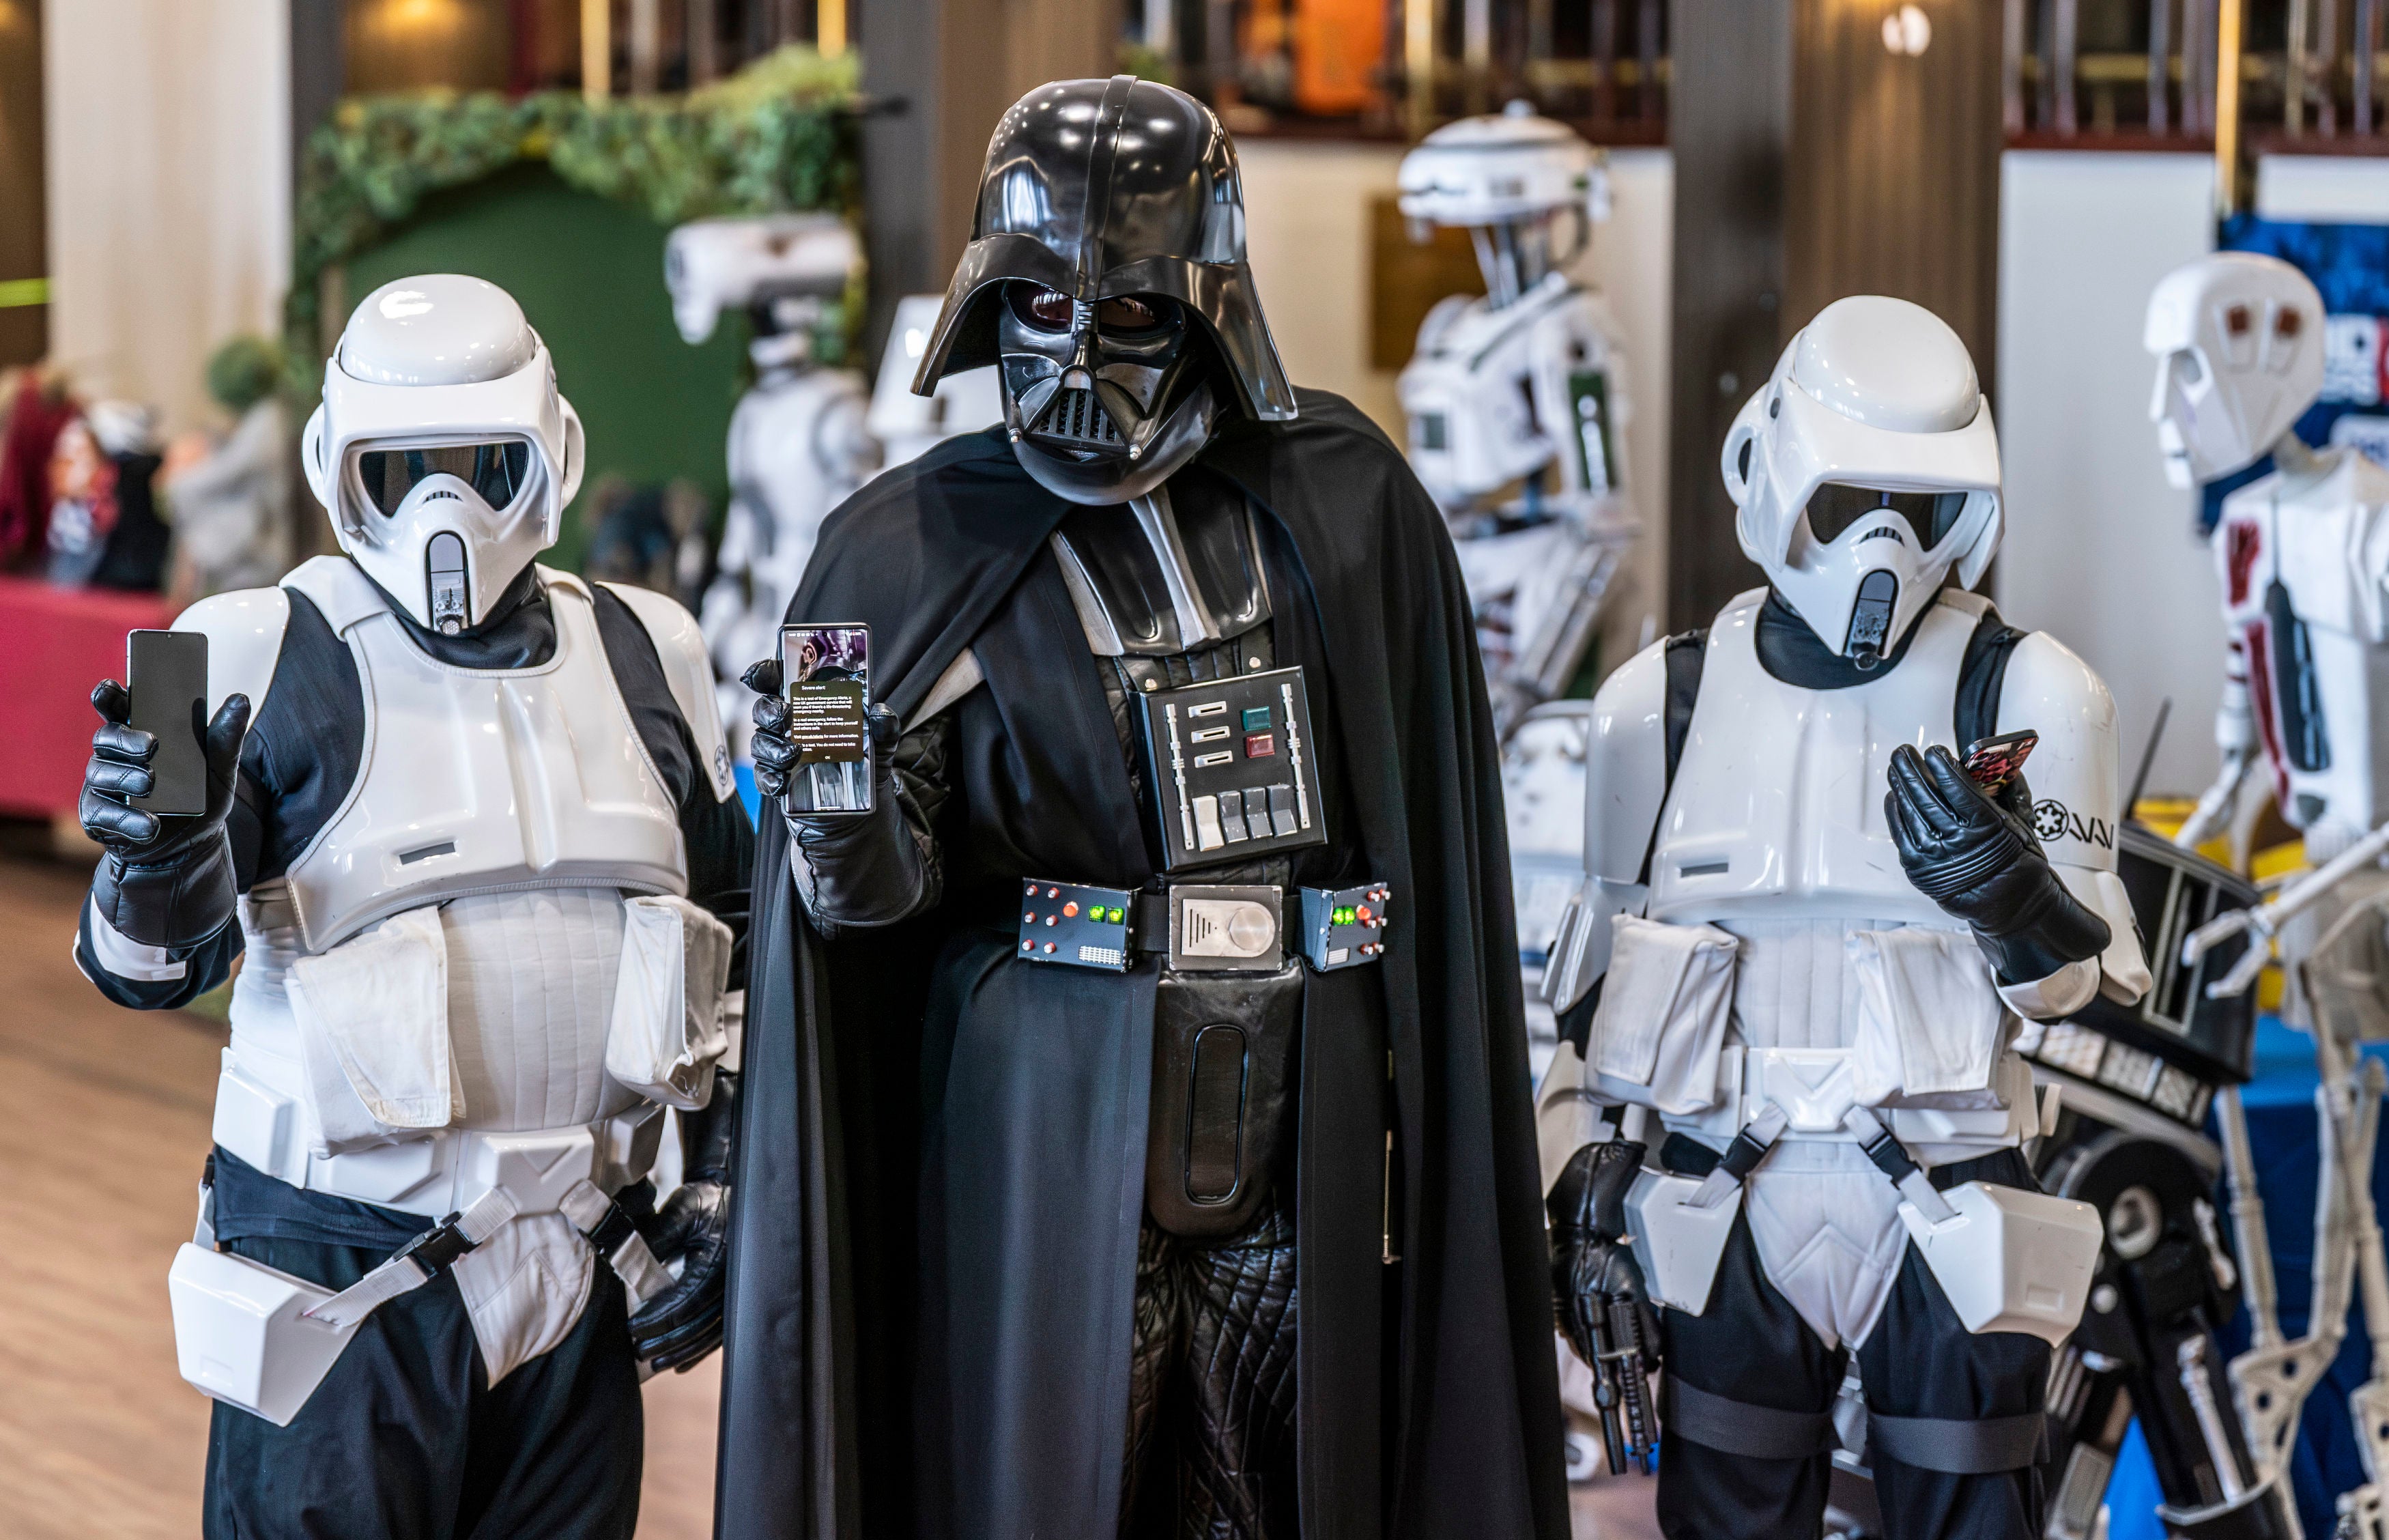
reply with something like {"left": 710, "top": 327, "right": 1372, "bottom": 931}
{"left": 127, "top": 629, "right": 209, "bottom": 816}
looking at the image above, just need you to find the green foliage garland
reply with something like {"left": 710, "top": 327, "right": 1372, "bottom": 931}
{"left": 285, "top": 46, "right": 861, "bottom": 393}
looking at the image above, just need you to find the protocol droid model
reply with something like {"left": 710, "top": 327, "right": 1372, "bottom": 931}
{"left": 2154, "top": 253, "right": 2389, "bottom": 1539}
{"left": 714, "top": 78, "right": 1570, "bottom": 1540}
{"left": 1395, "top": 101, "right": 1633, "bottom": 738}
{"left": 667, "top": 213, "right": 878, "bottom": 758}
{"left": 74, "top": 274, "right": 752, "bottom": 1535}
{"left": 1535, "top": 296, "right": 2152, "bottom": 1539}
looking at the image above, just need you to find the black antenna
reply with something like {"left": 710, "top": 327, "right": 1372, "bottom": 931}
{"left": 2126, "top": 697, "right": 2172, "bottom": 821}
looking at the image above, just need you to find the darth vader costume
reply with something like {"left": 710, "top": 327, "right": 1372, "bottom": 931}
{"left": 716, "top": 77, "right": 1568, "bottom": 1540}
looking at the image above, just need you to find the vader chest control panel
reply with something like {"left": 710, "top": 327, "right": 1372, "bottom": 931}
{"left": 1135, "top": 666, "right": 1328, "bottom": 873}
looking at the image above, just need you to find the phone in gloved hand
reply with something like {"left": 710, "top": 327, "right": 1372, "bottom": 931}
{"left": 125, "top": 630, "right": 210, "bottom": 816}
{"left": 1960, "top": 728, "right": 2038, "bottom": 796}
{"left": 777, "top": 623, "right": 872, "bottom": 816}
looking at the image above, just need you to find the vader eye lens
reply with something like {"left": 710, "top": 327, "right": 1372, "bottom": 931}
{"left": 1014, "top": 286, "right": 1074, "bottom": 331}
{"left": 1098, "top": 295, "right": 1168, "bottom": 331}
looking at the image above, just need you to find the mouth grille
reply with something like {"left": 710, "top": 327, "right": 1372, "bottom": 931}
{"left": 1032, "top": 387, "right": 1124, "bottom": 451}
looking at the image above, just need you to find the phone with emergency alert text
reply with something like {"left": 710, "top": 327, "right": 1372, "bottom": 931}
{"left": 779, "top": 623, "right": 872, "bottom": 816}
{"left": 126, "top": 629, "right": 210, "bottom": 817}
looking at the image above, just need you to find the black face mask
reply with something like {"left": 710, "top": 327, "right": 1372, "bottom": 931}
{"left": 997, "top": 282, "right": 1216, "bottom": 506}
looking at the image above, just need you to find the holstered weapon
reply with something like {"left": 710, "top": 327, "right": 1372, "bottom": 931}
{"left": 1145, "top": 961, "right": 1302, "bottom": 1238}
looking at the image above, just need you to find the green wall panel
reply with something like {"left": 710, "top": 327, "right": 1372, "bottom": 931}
{"left": 342, "top": 162, "right": 749, "bottom": 573}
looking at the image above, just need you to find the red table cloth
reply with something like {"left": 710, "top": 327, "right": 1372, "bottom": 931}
{"left": 0, "top": 575, "right": 174, "bottom": 818}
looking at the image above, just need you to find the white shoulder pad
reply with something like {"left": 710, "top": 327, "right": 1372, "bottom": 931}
{"left": 172, "top": 585, "right": 291, "bottom": 717}
{"left": 597, "top": 580, "right": 737, "bottom": 802}
{"left": 1996, "top": 631, "right": 2121, "bottom": 874}
{"left": 1584, "top": 638, "right": 1672, "bottom": 884}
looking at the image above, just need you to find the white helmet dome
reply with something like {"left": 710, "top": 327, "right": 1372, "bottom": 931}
{"left": 1397, "top": 101, "right": 1608, "bottom": 230}
{"left": 303, "top": 274, "right": 584, "bottom": 635}
{"left": 2143, "top": 252, "right": 2325, "bottom": 489}
{"left": 663, "top": 213, "right": 859, "bottom": 345}
{"left": 1721, "top": 296, "right": 2002, "bottom": 666}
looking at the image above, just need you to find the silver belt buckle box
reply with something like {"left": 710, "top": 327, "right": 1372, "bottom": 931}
{"left": 1167, "top": 885, "right": 1284, "bottom": 972}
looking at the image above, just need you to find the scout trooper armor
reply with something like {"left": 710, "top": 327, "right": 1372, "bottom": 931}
{"left": 668, "top": 214, "right": 878, "bottom": 756}
{"left": 75, "top": 275, "right": 751, "bottom": 1534}
{"left": 1396, "top": 102, "right": 1633, "bottom": 737}
{"left": 1536, "top": 296, "right": 2149, "bottom": 1537}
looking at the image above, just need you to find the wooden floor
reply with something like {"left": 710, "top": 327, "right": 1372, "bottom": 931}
{"left": 0, "top": 851, "right": 1654, "bottom": 1539}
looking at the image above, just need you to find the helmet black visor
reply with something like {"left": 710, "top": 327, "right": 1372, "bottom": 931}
{"left": 357, "top": 440, "right": 532, "bottom": 517}
{"left": 1805, "top": 483, "right": 1969, "bottom": 549}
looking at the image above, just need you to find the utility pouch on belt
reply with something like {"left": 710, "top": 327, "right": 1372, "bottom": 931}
{"left": 1898, "top": 1179, "right": 2104, "bottom": 1344}
{"left": 1848, "top": 926, "right": 2007, "bottom": 1108}
{"left": 1145, "top": 960, "right": 1303, "bottom": 1238}
{"left": 1586, "top": 914, "right": 1739, "bottom": 1114}
{"left": 285, "top": 907, "right": 460, "bottom": 1155}
{"left": 605, "top": 894, "right": 734, "bottom": 1110}
{"left": 1625, "top": 1167, "right": 1741, "bottom": 1316}
{"left": 168, "top": 1242, "right": 365, "bottom": 1427}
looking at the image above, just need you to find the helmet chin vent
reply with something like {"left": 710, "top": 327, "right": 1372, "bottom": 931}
{"left": 1844, "top": 569, "right": 1899, "bottom": 670}
{"left": 427, "top": 531, "right": 470, "bottom": 636}
{"left": 1031, "top": 386, "right": 1125, "bottom": 453}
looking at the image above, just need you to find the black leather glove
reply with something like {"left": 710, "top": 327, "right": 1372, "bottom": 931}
{"left": 1548, "top": 1140, "right": 1661, "bottom": 1474}
{"left": 629, "top": 1070, "right": 738, "bottom": 1372}
{"left": 1885, "top": 743, "right": 2111, "bottom": 986}
{"left": 81, "top": 679, "right": 251, "bottom": 949}
{"left": 743, "top": 657, "right": 935, "bottom": 931}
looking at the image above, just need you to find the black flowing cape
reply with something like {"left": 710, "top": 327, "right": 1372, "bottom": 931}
{"left": 715, "top": 391, "right": 1568, "bottom": 1540}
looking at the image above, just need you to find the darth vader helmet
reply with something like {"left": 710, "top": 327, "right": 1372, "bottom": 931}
{"left": 911, "top": 76, "right": 1296, "bottom": 506}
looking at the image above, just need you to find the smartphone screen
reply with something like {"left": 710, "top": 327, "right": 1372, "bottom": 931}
{"left": 127, "top": 629, "right": 210, "bottom": 817}
{"left": 779, "top": 623, "right": 872, "bottom": 816}
{"left": 1961, "top": 729, "right": 2039, "bottom": 796}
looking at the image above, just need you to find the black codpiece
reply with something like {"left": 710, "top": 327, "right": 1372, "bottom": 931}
{"left": 1885, "top": 743, "right": 2111, "bottom": 986}
{"left": 1547, "top": 1140, "right": 1661, "bottom": 1474}
{"left": 81, "top": 678, "right": 252, "bottom": 948}
{"left": 629, "top": 1071, "right": 740, "bottom": 1371}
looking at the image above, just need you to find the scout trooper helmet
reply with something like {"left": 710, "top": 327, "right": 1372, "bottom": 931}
{"left": 912, "top": 75, "right": 1295, "bottom": 507}
{"left": 304, "top": 274, "right": 584, "bottom": 634}
{"left": 2144, "top": 253, "right": 2326, "bottom": 489}
{"left": 1720, "top": 296, "right": 2001, "bottom": 668}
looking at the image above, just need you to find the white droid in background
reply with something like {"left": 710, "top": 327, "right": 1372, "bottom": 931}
{"left": 666, "top": 214, "right": 880, "bottom": 756}
{"left": 1396, "top": 101, "right": 1635, "bottom": 746}
{"left": 302, "top": 275, "right": 584, "bottom": 636}
{"left": 2154, "top": 253, "right": 2389, "bottom": 1535}
{"left": 867, "top": 293, "right": 1003, "bottom": 476}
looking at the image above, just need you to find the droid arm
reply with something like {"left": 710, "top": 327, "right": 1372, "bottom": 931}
{"left": 2177, "top": 637, "right": 2258, "bottom": 852}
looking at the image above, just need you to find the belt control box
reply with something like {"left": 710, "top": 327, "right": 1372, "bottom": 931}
{"left": 1017, "top": 879, "right": 1138, "bottom": 972}
{"left": 1136, "top": 666, "right": 1329, "bottom": 873}
{"left": 1300, "top": 883, "right": 1392, "bottom": 971}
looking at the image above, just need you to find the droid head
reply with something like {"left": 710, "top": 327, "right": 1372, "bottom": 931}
{"left": 303, "top": 274, "right": 584, "bottom": 635}
{"left": 1396, "top": 100, "right": 1609, "bottom": 309}
{"left": 911, "top": 76, "right": 1295, "bottom": 507}
{"left": 1720, "top": 296, "right": 2002, "bottom": 669}
{"left": 2144, "top": 253, "right": 2325, "bottom": 489}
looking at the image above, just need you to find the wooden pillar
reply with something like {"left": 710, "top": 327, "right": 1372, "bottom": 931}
{"left": 1667, "top": 0, "right": 2003, "bottom": 629}
{"left": 855, "top": 0, "right": 1119, "bottom": 367}
{"left": 0, "top": 0, "right": 44, "bottom": 368}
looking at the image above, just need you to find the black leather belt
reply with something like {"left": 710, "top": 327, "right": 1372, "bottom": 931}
{"left": 1012, "top": 877, "right": 1391, "bottom": 974}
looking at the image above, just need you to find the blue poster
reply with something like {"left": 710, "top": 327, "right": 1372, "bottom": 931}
{"left": 2203, "top": 216, "right": 2389, "bottom": 530}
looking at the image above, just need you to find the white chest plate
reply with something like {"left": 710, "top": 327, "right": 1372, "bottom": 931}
{"left": 1649, "top": 593, "right": 1975, "bottom": 928}
{"left": 282, "top": 561, "right": 686, "bottom": 952}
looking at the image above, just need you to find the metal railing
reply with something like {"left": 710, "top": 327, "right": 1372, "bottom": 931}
{"left": 1130, "top": 0, "right": 1669, "bottom": 141}
{"left": 2008, "top": 0, "right": 2389, "bottom": 143}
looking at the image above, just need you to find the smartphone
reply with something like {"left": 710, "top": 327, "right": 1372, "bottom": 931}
{"left": 126, "top": 629, "right": 210, "bottom": 817}
{"left": 779, "top": 623, "right": 872, "bottom": 816}
{"left": 1960, "top": 728, "right": 2039, "bottom": 795}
